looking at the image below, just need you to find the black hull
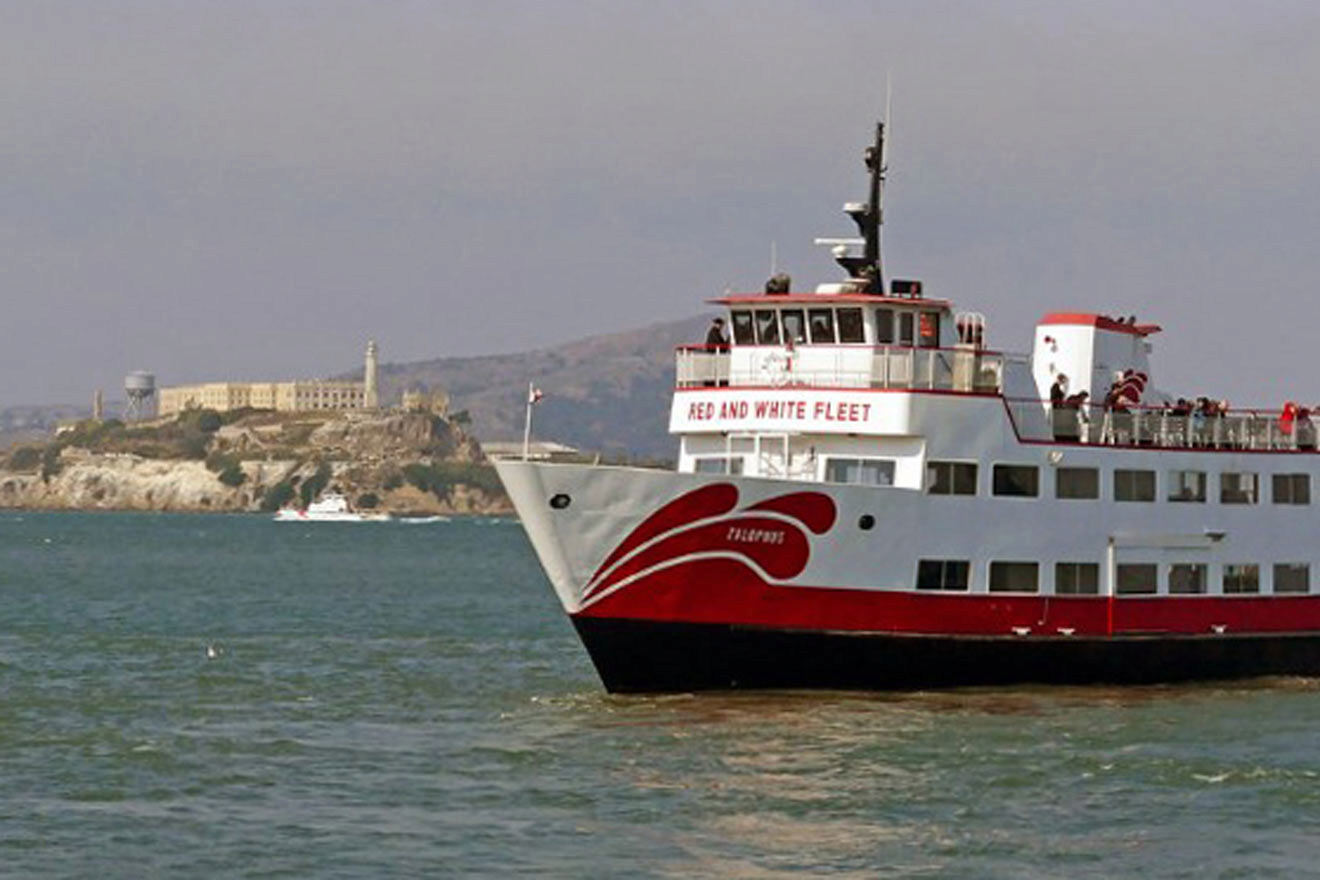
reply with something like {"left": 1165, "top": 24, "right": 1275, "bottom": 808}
{"left": 573, "top": 617, "right": 1320, "bottom": 693}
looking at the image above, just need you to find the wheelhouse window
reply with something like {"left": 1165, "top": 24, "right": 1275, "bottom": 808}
{"left": 1169, "top": 563, "right": 1208, "bottom": 594}
{"left": 781, "top": 309, "right": 807, "bottom": 344}
{"left": 1116, "top": 563, "right": 1158, "bottom": 595}
{"left": 874, "top": 308, "right": 894, "bottom": 344}
{"left": 694, "top": 456, "right": 743, "bottom": 475}
{"left": 824, "top": 457, "right": 895, "bottom": 487}
{"left": 1055, "top": 562, "right": 1099, "bottom": 595}
{"left": 808, "top": 309, "right": 836, "bottom": 344}
{"left": 1273, "top": 473, "right": 1310, "bottom": 505}
{"left": 1114, "top": 469, "right": 1156, "bottom": 502}
{"left": 754, "top": 310, "right": 781, "bottom": 345}
{"left": 1274, "top": 563, "right": 1310, "bottom": 594}
{"left": 1223, "top": 564, "right": 1260, "bottom": 594}
{"left": 989, "top": 561, "right": 1039, "bottom": 593}
{"left": 992, "top": 464, "right": 1039, "bottom": 497}
{"left": 898, "top": 311, "right": 915, "bottom": 346}
{"left": 1056, "top": 467, "right": 1099, "bottom": 500}
{"left": 918, "top": 311, "right": 940, "bottom": 348}
{"left": 730, "top": 311, "right": 755, "bottom": 345}
{"left": 928, "top": 461, "right": 977, "bottom": 496}
{"left": 1220, "top": 472, "right": 1258, "bottom": 505}
{"left": 916, "top": 559, "right": 970, "bottom": 591}
{"left": 837, "top": 308, "right": 864, "bottom": 343}
{"left": 1167, "top": 470, "right": 1207, "bottom": 503}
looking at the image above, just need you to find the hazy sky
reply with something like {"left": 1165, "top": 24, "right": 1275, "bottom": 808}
{"left": 5, "top": 1, "right": 1320, "bottom": 407}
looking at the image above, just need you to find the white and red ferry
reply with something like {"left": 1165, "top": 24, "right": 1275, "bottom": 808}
{"left": 496, "top": 121, "right": 1320, "bottom": 692}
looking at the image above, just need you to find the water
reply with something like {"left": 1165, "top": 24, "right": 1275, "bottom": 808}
{"left": 2, "top": 512, "right": 1318, "bottom": 878}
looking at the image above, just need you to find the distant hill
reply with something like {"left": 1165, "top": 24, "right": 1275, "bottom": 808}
{"left": 360, "top": 314, "right": 711, "bottom": 460}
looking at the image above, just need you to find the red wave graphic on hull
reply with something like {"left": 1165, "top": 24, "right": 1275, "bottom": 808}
{"left": 582, "top": 484, "right": 835, "bottom": 606}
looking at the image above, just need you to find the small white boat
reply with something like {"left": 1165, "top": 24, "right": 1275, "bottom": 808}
{"left": 273, "top": 492, "right": 391, "bottom": 523}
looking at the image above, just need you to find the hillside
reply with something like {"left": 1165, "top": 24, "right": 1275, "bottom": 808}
{"left": 355, "top": 314, "right": 710, "bottom": 460}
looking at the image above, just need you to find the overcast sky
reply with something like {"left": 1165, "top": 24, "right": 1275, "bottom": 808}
{"left": 4, "top": 1, "right": 1320, "bottom": 407}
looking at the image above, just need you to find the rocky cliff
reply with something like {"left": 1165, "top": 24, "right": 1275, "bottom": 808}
{"left": 0, "top": 409, "right": 511, "bottom": 515}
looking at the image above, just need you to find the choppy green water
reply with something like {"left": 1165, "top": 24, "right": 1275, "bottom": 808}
{"left": 2, "top": 511, "right": 1318, "bottom": 878}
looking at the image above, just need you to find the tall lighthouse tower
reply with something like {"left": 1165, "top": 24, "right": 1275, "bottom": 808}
{"left": 364, "top": 340, "right": 379, "bottom": 409}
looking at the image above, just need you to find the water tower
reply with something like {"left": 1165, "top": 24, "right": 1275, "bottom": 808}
{"left": 124, "top": 371, "right": 156, "bottom": 421}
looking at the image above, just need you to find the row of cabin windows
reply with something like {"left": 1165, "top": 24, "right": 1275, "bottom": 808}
{"left": 728, "top": 307, "right": 941, "bottom": 348}
{"left": 927, "top": 461, "right": 1313, "bottom": 504}
{"left": 917, "top": 560, "right": 1311, "bottom": 594}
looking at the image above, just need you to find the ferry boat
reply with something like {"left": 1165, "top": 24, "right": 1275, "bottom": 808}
{"left": 273, "top": 491, "right": 391, "bottom": 523}
{"left": 495, "top": 120, "right": 1320, "bottom": 692}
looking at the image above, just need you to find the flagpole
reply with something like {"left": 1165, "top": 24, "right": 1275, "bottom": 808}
{"left": 522, "top": 381, "right": 534, "bottom": 461}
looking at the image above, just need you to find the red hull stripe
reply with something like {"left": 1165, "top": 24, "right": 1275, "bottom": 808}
{"left": 575, "top": 558, "right": 1320, "bottom": 637}
{"left": 586, "top": 483, "right": 738, "bottom": 587}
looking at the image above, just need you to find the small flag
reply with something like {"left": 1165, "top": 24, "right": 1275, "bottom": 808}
{"left": 528, "top": 386, "right": 544, "bottom": 406}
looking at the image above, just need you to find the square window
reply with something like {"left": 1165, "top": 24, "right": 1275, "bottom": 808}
{"left": 1169, "top": 563, "right": 1208, "bottom": 594}
{"left": 1274, "top": 563, "right": 1310, "bottom": 594}
{"left": 730, "top": 311, "right": 755, "bottom": 345}
{"left": 1273, "top": 473, "right": 1310, "bottom": 505}
{"left": 898, "top": 312, "right": 915, "bottom": 346}
{"left": 1117, "top": 563, "right": 1158, "bottom": 595}
{"left": 1220, "top": 472, "right": 1258, "bottom": 504}
{"left": 927, "top": 461, "right": 977, "bottom": 496}
{"left": 1114, "top": 469, "right": 1156, "bottom": 502}
{"left": 825, "top": 458, "right": 895, "bottom": 486}
{"left": 1223, "top": 564, "right": 1260, "bottom": 594}
{"left": 1167, "top": 470, "right": 1206, "bottom": 503}
{"left": 1055, "top": 562, "right": 1100, "bottom": 595}
{"left": 993, "top": 464, "right": 1039, "bottom": 497}
{"left": 781, "top": 309, "right": 807, "bottom": 344}
{"left": 1056, "top": 467, "right": 1099, "bottom": 500}
{"left": 916, "top": 559, "right": 970, "bottom": 591}
{"left": 989, "top": 561, "right": 1039, "bottom": 593}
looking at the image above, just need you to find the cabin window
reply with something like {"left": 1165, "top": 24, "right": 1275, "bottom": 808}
{"left": 1167, "top": 470, "right": 1206, "bottom": 503}
{"left": 1169, "top": 563, "right": 1208, "bottom": 594}
{"left": 837, "top": 308, "right": 864, "bottom": 343}
{"left": 808, "top": 309, "right": 836, "bottom": 344}
{"left": 781, "top": 309, "right": 807, "bottom": 344}
{"left": 825, "top": 457, "right": 895, "bottom": 487}
{"left": 1055, "top": 467, "right": 1099, "bottom": 500}
{"left": 989, "top": 561, "right": 1039, "bottom": 593}
{"left": 694, "top": 456, "right": 743, "bottom": 475}
{"left": 919, "top": 311, "right": 940, "bottom": 348}
{"left": 1274, "top": 563, "right": 1310, "bottom": 594}
{"left": 1114, "top": 469, "right": 1156, "bottom": 502}
{"left": 1055, "top": 562, "right": 1099, "bottom": 595}
{"left": 898, "top": 311, "right": 915, "bottom": 346}
{"left": 1273, "top": 473, "right": 1310, "bottom": 505}
{"left": 1116, "top": 563, "right": 1158, "bottom": 595}
{"left": 730, "top": 310, "right": 755, "bottom": 345}
{"left": 1223, "top": 564, "right": 1260, "bottom": 594}
{"left": 992, "top": 464, "right": 1039, "bottom": 497}
{"left": 754, "top": 310, "right": 781, "bottom": 345}
{"left": 916, "top": 559, "right": 970, "bottom": 591}
{"left": 1219, "top": 472, "right": 1258, "bottom": 505}
{"left": 874, "top": 308, "right": 895, "bottom": 344}
{"left": 927, "top": 461, "right": 977, "bottom": 495}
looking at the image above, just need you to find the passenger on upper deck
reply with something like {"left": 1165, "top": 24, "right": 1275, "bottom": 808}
{"left": 1050, "top": 374, "right": 1069, "bottom": 409}
{"left": 705, "top": 317, "right": 729, "bottom": 352}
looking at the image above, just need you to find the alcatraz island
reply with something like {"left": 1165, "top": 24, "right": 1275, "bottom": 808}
{"left": 0, "top": 341, "right": 514, "bottom": 516}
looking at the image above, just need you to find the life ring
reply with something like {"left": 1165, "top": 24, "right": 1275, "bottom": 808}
{"left": 759, "top": 350, "right": 791, "bottom": 387}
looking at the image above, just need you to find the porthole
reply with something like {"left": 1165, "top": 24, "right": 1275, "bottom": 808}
{"left": 549, "top": 493, "right": 571, "bottom": 510}
{"left": 858, "top": 514, "right": 875, "bottom": 530}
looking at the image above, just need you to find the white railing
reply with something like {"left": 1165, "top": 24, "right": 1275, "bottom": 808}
{"left": 675, "top": 345, "right": 1005, "bottom": 394}
{"left": 1003, "top": 398, "right": 1320, "bottom": 451}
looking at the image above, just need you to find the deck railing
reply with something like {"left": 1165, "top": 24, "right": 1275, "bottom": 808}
{"left": 675, "top": 344, "right": 1008, "bottom": 394}
{"left": 1004, "top": 398, "right": 1320, "bottom": 451}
